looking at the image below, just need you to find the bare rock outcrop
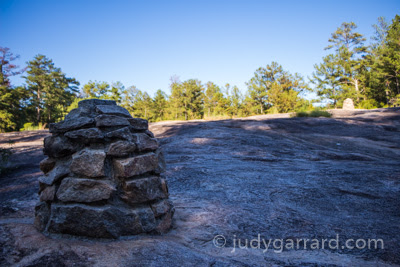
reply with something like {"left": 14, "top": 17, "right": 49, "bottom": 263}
{"left": 34, "top": 99, "right": 174, "bottom": 238}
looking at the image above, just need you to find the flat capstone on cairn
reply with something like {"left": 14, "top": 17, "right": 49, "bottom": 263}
{"left": 34, "top": 99, "right": 174, "bottom": 238}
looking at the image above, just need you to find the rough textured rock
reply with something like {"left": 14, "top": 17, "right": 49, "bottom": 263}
{"left": 105, "top": 127, "right": 133, "bottom": 141}
{"left": 38, "top": 160, "right": 70, "bottom": 186}
{"left": 65, "top": 128, "right": 104, "bottom": 143}
{"left": 39, "top": 185, "right": 56, "bottom": 201}
{"left": 56, "top": 178, "right": 116, "bottom": 202}
{"left": 43, "top": 135, "right": 82, "bottom": 158}
{"left": 133, "top": 133, "right": 159, "bottom": 151}
{"left": 107, "top": 141, "right": 136, "bottom": 156}
{"left": 96, "top": 105, "right": 131, "bottom": 117}
{"left": 64, "top": 107, "right": 92, "bottom": 120}
{"left": 78, "top": 99, "right": 116, "bottom": 109}
{"left": 151, "top": 199, "right": 174, "bottom": 217}
{"left": 113, "top": 153, "right": 158, "bottom": 178}
{"left": 49, "top": 117, "right": 95, "bottom": 133}
{"left": 39, "top": 157, "right": 56, "bottom": 174}
{"left": 343, "top": 98, "right": 355, "bottom": 110}
{"left": 154, "top": 148, "right": 166, "bottom": 174}
{"left": 121, "top": 176, "right": 167, "bottom": 205}
{"left": 2, "top": 108, "right": 400, "bottom": 265}
{"left": 70, "top": 148, "right": 106, "bottom": 178}
{"left": 95, "top": 115, "right": 130, "bottom": 127}
{"left": 34, "top": 202, "right": 50, "bottom": 232}
{"left": 128, "top": 118, "right": 148, "bottom": 131}
{"left": 34, "top": 99, "right": 173, "bottom": 239}
{"left": 47, "top": 204, "right": 156, "bottom": 238}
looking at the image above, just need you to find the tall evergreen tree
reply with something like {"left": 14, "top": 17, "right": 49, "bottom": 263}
{"left": 152, "top": 89, "right": 168, "bottom": 121}
{"left": 378, "top": 15, "right": 400, "bottom": 97}
{"left": 82, "top": 80, "right": 110, "bottom": 99}
{"left": 110, "top": 81, "right": 124, "bottom": 103}
{"left": 204, "top": 82, "right": 221, "bottom": 117}
{"left": 24, "top": 54, "right": 79, "bottom": 125}
{"left": 325, "top": 22, "right": 367, "bottom": 103}
{"left": 181, "top": 79, "right": 204, "bottom": 120}
{"left": 247, "top": 62, "right": 308, "bottom": 113}
{"left": 311, "top": 54, "right": 343, "bottom": 108}
{"left": 0, "top": 47, "right": 26, "bottom": 131}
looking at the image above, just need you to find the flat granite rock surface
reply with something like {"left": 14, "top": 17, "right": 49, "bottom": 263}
{"left": 0, "top": 108, "right": 399, "bottom": 266}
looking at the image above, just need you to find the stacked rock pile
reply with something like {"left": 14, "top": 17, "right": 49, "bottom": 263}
{"left": 342, "top": 98, "right": 355, "bottom": 110}
{"left": 34, "top": 99, "right": 174, "bottom": 238}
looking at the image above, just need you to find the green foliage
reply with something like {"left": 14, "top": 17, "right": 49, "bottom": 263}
{"left": 0, "top": 47, "right": 27, "bottom": 132}
{"left": 246, "top": 62, "right": 309, "bottom": 114}
{"left": 19, "top": 122, "right": 42, "bottom": 131}
{"left": 24, "top": 54, "right": 79, "bottom": 125}
{"left": 357, "top": 99, "right": 379, "bottom": 109}
{"left": 295, "top": 111, "right": 309, "bottom": 117}
{"left": 295, "top": 110, "right": 332, "bottom": 118}
{"left": 312, "top": 21, "right": 367, "bottom": 107}
{"left": 1, "top": 15, "right": 399, "bottom": 130}
{"left": 309, "top": 110, "right": 332, "bottom": 117}
{"left": 82, "top": 81, "right": 110, "bottom": 99}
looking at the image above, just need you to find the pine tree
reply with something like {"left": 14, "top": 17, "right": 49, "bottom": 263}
{"left": 82, "top": 81, "right": 110, "bottom": 99}
{"left": 24, "top": 54, "right": 79, "bottom": 125}
{"left": 311, "top": 54, "right": 343, "bottom": 108}
{"left": 325, "top": 22, "right": 367, "bottom": 103}
{"left": 152, "top": 89, "right": 168, "bottom": 121}
{"left": 0, "top": 47, "right": 26, "bottom": 131}
{"left": 247, "top": 62, "right": 308, "bottom": 113}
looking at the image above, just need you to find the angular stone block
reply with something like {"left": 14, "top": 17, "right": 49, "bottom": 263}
{"left": 34, "top": 202, "right": 50, "bottom": 232}
{"left": 40, "top": 185, "right": 56, "bottom": 201}
{"left": 49, "top": 117, "right": 95, "bottom": 133}
{"left": 105, "top": 127, "right": 133, "bottom": 141}
{"left": 65, "top": 128, "right": 104, "bottom": 143}
{"left": 128, "top": 118, "right": 148, "bottom": 131}
{"left": 64, "top": 106, "right": 93, "bottom": 121}
{"left": 113, "top": 153, "right": 158, "bottom": 178}
{"left": 121, "top": 176, "right": 167, "bottom": 204}
{"left": 154, "top": 148, "right": 166, "bottom": 174}
{"left": 39, "top": 157, "right": 56, "bottom": 174}
{"left": 47, "top": 204, "right": 156, "bottom": 238}
{"left": 161, "top": 178, "right": 169, "bottom": 196}
{"left": 43, "top": 135, "right": 82, "bottom": 158}
{"left": 107, "top": 141, "right": 136, "bottom": 157}
{"left": 70, "top": 148, "right": 106, "bottom": 178}
{"left": 95, "top": 115, "right": 130, "bottom": 127}
{"left": 78, "top": 99, "right": 116, "bottom": 109}
{"left": 38, "top": 160, "right": 71, "bottom": 186}
{"left": 154, "top": 209, "right": 174, "bottom": 234}
{"left": 145, "top": 130, "right": 154, "bottom": 138}
{"left": 96, "top": 105, "right": 131, "bottom": 117}
{"left": 57, "top": 178, "right": 115, "bottom": 203}
{"left": 133, "top": 133, "right": 158, "bottom": 152}
{"left": 151, "top": 199, "right": 174, "bottom": 217}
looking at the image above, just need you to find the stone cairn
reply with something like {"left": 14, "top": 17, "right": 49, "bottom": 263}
{"left": 342, "top": 98, "right": 355, "bottom": 110}
{"left": 34, "top": 99, "right": 174, "bottom": 238}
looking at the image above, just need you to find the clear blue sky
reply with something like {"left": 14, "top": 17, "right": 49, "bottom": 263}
{"left": 1, "top": 0, "right": 398, "bottom": 97}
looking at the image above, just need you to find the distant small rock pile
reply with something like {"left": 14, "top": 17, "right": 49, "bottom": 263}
{"left": 34, "top": 99, "right": 174, "bottom": 238}
{"left": 342, "top": 98, "right": 355, "bottom": 110}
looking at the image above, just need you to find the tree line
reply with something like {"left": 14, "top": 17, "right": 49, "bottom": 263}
{"left": 1, "top": 15, "right": 399, "bottom": 132}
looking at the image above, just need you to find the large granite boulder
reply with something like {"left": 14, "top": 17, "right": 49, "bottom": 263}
{"left": 35, "top": 99, "right": 174, "bottom": 238}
